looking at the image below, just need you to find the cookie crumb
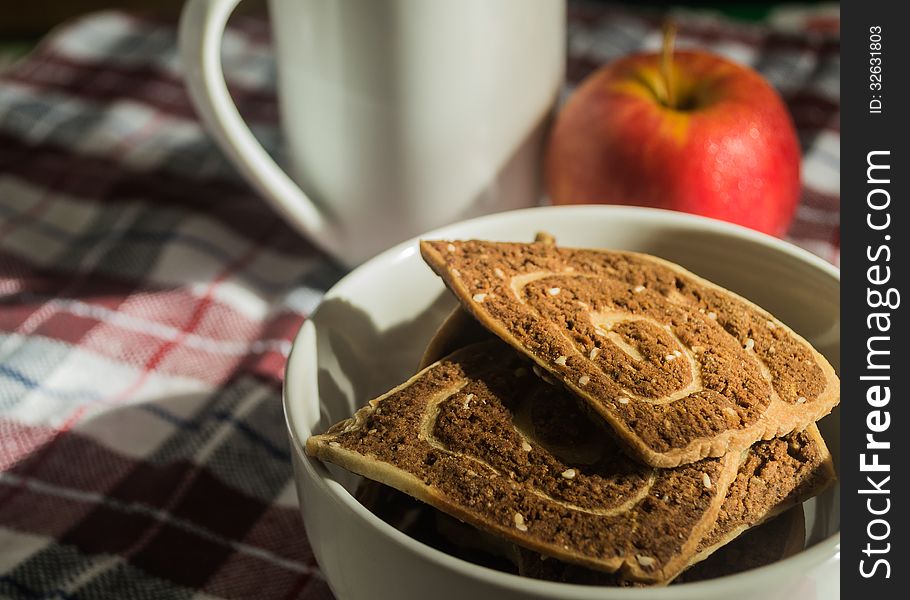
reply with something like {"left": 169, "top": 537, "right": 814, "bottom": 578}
{"left": 513, "top": 513, "right": 528, "bottom": 532}
{"left": 636, "top": 555, "right": 656, "bottom": 568}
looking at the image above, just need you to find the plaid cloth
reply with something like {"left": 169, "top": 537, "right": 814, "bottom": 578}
{"left": 0, "top": 5, "right": 839, "bottom": 599}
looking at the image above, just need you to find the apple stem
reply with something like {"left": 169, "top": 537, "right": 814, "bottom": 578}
{"left": 661, "top": 20, "right": 677, "bottom": 109}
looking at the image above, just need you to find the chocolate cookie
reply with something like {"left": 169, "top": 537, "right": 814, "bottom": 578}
{"left": 307, "top": 340, "right": 741, "bottom": 584}
{"left": 419, "top": 239, "right": 840, "bottom": 467}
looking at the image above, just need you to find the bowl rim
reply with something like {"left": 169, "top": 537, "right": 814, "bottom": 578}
{"left": 284, "top": 205, "right": 840, "bottom": 598}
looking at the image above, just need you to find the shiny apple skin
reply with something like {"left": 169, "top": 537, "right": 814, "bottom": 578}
{"left": 546, "top": 51, "right": 801, "bottom": 236}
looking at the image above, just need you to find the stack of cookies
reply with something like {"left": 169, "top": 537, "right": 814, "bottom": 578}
{"left": 306, "top": 236, "right": 839, "bottom": 586}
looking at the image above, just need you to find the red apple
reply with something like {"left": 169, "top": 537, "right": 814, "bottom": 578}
{"left": 546, "top": 34, "right": 801, "bottom": 236}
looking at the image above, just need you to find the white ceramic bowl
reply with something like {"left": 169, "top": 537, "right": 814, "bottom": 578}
{"left": 283, "top": 206, "right": 839, "bottom": 600}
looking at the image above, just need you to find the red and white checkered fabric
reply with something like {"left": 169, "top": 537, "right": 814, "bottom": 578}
{"left": 0, "top": 5, "right": 838, "bottom": 599}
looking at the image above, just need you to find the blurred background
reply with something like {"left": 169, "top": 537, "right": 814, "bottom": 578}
{"left": 0, "top": 1, "right": 839, "bottom": 68}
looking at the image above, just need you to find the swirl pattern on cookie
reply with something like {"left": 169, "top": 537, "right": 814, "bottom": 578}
{"left": 306, "top": 341, "right": 740, "bottom": 584}
{"left": 419, "top": 239, "right": 840, "bottom": 467}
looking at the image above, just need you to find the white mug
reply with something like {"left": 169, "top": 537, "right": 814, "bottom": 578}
{"left": 179, "top": 0, "right": 565, "bottom": 266}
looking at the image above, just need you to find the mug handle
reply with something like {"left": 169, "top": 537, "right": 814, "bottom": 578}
{"left": 179, "top": 0, "right": 345, "bottom": 262}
